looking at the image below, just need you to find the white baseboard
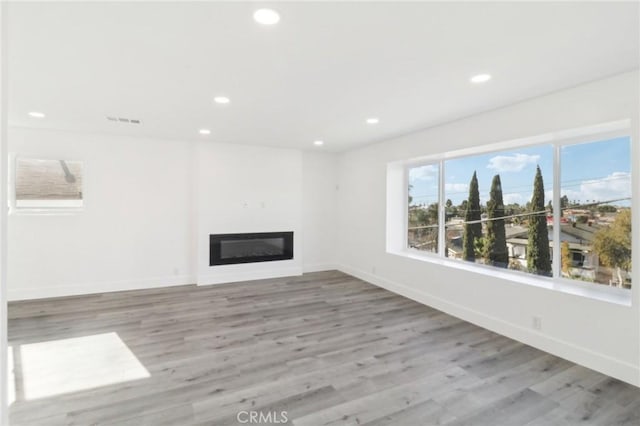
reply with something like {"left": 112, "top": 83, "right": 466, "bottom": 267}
{"left": 198, "top": 266, "right": 303, "bottom": 286}
{"left": 337, "top": 264, "right": 640, "bottom": 387}
{"left": 303, "top": 263, "right": 337, "bottom": 273}
{"left": 8, "top": 275, "right": 196, "bottom": 301}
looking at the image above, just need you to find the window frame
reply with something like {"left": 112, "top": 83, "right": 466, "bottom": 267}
{"left": 9, "top": 154, "right": 85, "bottom": 215}
{"left": 394, "top": 120, "right": 633, "bottom": 305}
{"left": 405, "top": 161, "right": 442, "bottom": 258}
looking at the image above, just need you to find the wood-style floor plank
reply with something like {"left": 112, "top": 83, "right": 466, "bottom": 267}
{"left": 8, "top": 270, "right": 640, "bottom": 425}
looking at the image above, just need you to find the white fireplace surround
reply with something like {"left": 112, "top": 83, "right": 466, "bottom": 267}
{"left": 195, "top": 142, "right": 305, "bottom": 286}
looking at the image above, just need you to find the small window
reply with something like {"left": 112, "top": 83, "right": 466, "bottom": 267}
{"left": 15, "top": 158, "right": 83, "bottom": 210}
{"left": 408, "top": 164, "right": 439, "bottom": 254}
{"left": 560, "top": 137, "right": 631, "bottom": 288}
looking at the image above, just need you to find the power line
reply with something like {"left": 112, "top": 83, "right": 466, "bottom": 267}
{"left": 408, "top": 197, "right": 631, "bottom": 230}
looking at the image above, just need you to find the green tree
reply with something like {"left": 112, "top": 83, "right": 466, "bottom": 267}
{"left": 485, "top": 174, "right": 508, "bottom": 267}
{"left": 474, "top": 236, "right": 486, "bottom": 259}
{"left": 506, "top": 203, "right": 524, "bottom": 225}
{"left": 415, "top": 208, "right": 429, "bottom": 225}
{"left": 445, "top": 198, "right": 458, "bottom": 219}
{"left": 593, "top": 209, "right": 631, "bottom": 287}
{"left": 462, "top": 171, "right": 482, "bottom": 261}
{"left": 426, "top": 202, "right": 439, "bottom": 223}
{"left": 597, "top": 205, "right": 617, "bottom": 213}
{"left": 561, "top": 241, "right": 572, "bottom": 275}
{"left": 527, "top": 166, "right": 552, "bottom": 276}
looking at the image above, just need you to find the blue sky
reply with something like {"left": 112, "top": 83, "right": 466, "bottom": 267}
{"left": 409, "top": 136, "right": 631, "bottom": 208}
{"left": 561, "top": 137, "right": 631, "bottom": 207}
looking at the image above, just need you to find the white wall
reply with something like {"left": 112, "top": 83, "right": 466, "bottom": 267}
{"left": 7, "top": 129, "right": 338, "bottom": 299}
{"left": 336, "top": 71, "right": 640, "bottom": 386}
{"left": 0, "top": 3, "right": 8, "bottom": 423}
{"left": 7, "top": 128, "right": 195, "bottom": 299}
{"left": 302, "top": 151, "right": 338, "bottom": 272}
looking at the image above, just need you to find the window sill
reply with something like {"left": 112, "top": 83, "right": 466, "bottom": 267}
{"left": 10, "top": 208, "right": 83, "bottom": 216}
{"left": 391, "top": 249, "right": 632, "bottom": 307}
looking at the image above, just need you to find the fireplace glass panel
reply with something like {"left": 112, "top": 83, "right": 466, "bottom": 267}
{"left": 210, "top": 232, "right": 293, "bottom": 265}
{"left": 220, "top": 238, "right": 285, "bottom": 259}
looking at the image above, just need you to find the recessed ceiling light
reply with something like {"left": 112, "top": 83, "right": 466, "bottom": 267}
{"left": 199, "top": 129, "right": 211, "bottom": 135}
{"left": 366, "top": 118, "right": 379, "bottom": 124}
{"left": 28, "top": 111, "right": 45, "bottom": 118}
{"left": 213, "top": 96, "right": 230, "bottom": 104}
{"left": 313, "top": 140, "right": 324, "bottom": 146}
{"left": 253, "top": 8, "right": 280, "bottom": 25}
{"left": 470, "top": 74, "right": 492, "bottom": 84}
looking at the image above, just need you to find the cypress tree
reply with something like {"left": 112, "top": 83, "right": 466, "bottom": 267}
{"left": 485, "top": 174, "right": 508, "bottom": 267}
{"left": 462, "top": 171, "right": 482, "bottom": 261}
{"left": 527, "top": 166, "right": 552, "bottom": 275}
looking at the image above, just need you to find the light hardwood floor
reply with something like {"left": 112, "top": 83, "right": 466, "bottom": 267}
{"left": 8, "top": 271, "right": 640, "bottom": 425}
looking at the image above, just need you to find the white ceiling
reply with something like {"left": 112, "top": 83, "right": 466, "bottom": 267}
{"left": 7, "top": 1, "right": 639, "bottom": 152}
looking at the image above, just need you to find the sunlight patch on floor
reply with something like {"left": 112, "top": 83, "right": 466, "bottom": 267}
{"left": 16, "top": 332, "right": 150, "bottom": 400}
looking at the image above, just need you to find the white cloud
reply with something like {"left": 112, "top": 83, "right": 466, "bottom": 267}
{"left": 409, "top": 164, "right": 438, "bottom": 181}
{"left": 445, "top": 183, "right": 468, "bottom": 193}
{"left": 562, "top": 172, "right": 631, "bottom": 204}
{"left": 487, "top": 153, "right": 540, "bottom": 173}
{"left": 545, "top": 190, "right": 553, "bottom": 203}
{"left": 503, "top": 193, "right": 524, "bottom": 205}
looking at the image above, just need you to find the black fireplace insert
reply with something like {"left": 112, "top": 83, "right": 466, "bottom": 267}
{"left": 210, "top": 232, "right": 294, "bottom": 266}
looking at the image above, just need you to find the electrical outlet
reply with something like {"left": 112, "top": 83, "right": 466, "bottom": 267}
{"left": 532, "top": 316, "right": 542, "bottom": 331}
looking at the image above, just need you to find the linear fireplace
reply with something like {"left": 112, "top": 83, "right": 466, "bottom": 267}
{"left": 209, "top": 232, "right": 294, "bottom": 266}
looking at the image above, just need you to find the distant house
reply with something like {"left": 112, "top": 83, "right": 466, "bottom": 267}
{"left": 506, "top": 223, "right": 599, "bottom": 280}
{"left": 546, "top": 216, "right": 569, "bottom": 226}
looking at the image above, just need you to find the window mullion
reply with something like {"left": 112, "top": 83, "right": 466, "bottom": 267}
{"left": 552, "top": 144, "right": 561, "bottom": 279}
{"left": 403, "top": 165, "right": 409, "bottom": 251}
{"left": 438, "top": 159, "right": 446, "bottom": 257}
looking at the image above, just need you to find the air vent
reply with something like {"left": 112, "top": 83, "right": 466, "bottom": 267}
{"left": 106, "top": 116, "right": 142, "bottom": 124}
